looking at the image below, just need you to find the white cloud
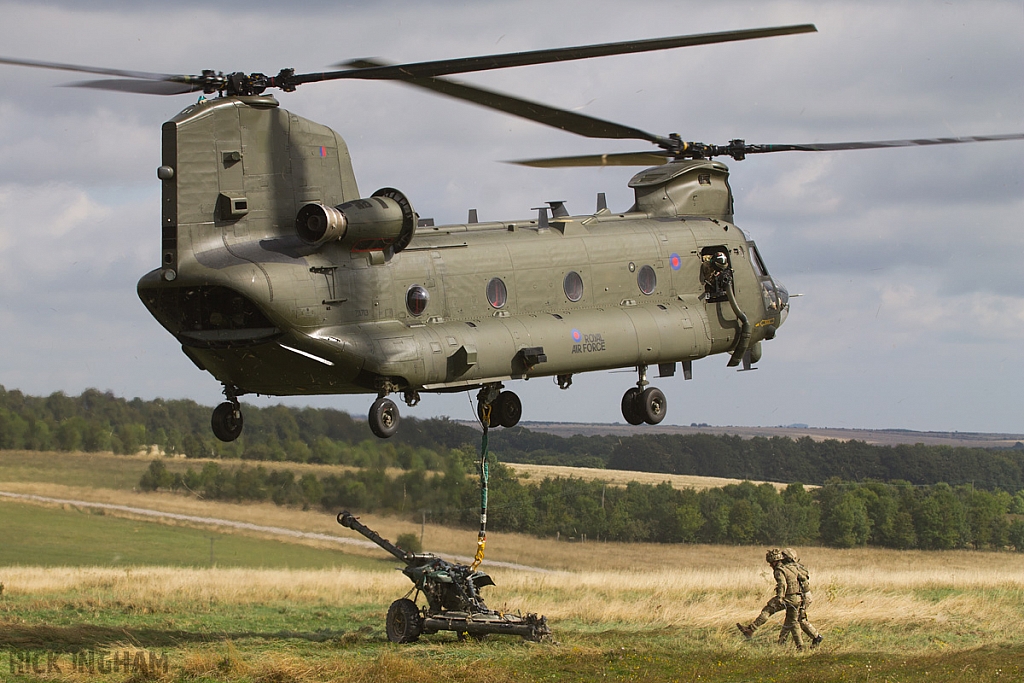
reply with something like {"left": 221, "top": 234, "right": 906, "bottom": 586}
{"left": 0, "top": 0, "right": 1020, "bottom": 433}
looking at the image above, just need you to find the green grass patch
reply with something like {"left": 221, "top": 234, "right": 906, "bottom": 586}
{"left": 0, "top": 620, "right": 1022, "bottom": 682}
{"left": 0, "top": 450, "right": 163, "bottom": 490}
{"left": 913, "top": 587, "right": 962, "bottom": 603}
{"left": 0, "top": 499, "right": 388, "bottom": 570}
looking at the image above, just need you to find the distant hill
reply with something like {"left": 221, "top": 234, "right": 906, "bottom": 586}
{"left": 508, "top": 421, "right": 1024, "bottom": 450}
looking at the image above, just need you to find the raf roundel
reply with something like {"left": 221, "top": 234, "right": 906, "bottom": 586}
{"left": 670, "top": 253, "right": 682, "bottom": 270}
{"left": 571, "top": 329, "right": 582, "bottom": 343}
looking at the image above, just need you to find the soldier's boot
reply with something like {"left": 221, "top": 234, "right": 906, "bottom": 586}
{"left": 793, "top": 633, "right": 804, "bottom": 651}
{"left": 736, "top": 623, "right": 754, "bottom": 639}
{"left": 811, "top": 635, "right": 823, "bottom": 648}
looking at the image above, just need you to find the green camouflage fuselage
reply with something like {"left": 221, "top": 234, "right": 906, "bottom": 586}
{"left": 138, "top": 95, "right": 787, "bottom": 398}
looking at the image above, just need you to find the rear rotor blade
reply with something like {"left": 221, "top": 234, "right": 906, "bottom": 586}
{"left": 307, "top": 24, "right": 817, "bottom": 84}
{"left": 347, "top": 59, "right": 669, "bottom": 145}
{"left": 0, "top": 24, "right": 818, "bottom": 98}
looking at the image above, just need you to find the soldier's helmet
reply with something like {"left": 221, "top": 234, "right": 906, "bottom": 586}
{"left": 765, "top": 548, "right": 784, "bottom": 564}
{"left": 781, "top": 547, "right": 800, "bottom": 563}
{"left": 713, "top": 252, "right": 729, "bottom": 269}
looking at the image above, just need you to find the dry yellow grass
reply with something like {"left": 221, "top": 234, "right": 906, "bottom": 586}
{"left": 0, "top": 448, "right": 410, "bottom": 482}
{"left": 507, "top": 462, "right": 797, "bottom": 491}
{"left": 3, "top": 480, "right": 1024, "bottom": 577}
{"left": 4, "top": 450, "right": 1024, "bottom": 681}
{"left": 3, "top": 557, "right": 1022, "bottom": 638}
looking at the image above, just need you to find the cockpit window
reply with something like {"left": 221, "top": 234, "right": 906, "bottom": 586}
{"left": 748, "top": 242, "right": 787, "bottom": 312}
{"left": 749, "top": 243, "right": 769, "bottom": 277}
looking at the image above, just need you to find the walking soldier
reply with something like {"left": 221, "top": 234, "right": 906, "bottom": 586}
{"left": 736, "top": 548, "right": 822, "bottom": 649}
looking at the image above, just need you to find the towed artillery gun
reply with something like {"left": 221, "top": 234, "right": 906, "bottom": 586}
{"left": 337, "top": 511, "right": 550, "bottom": 643}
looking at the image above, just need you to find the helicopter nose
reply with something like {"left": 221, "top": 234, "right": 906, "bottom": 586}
{"left": 775, "top": 280, "right": 790, "bottom": 326}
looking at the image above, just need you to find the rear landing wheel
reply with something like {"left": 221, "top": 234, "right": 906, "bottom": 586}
{"left": 494, "top": 391, "right": 522, "bottom": 428}
{"left": 386, "top": 598, "right": 422, "bottom": 643}
{"left": 639, "top": 386, "right": 667, "bottom": 425}
{"left": 211, "top": 402, "right": 243, "bottom": 442}
{"left": 620, "top": 388, "right": 644, "bottom": 425}
{"left": 369, "top": 397, "right": 400, "bottom": 439}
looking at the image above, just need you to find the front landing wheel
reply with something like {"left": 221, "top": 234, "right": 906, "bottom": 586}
{"left": 386, "top": 598, "right": 422, "bottom": 643}
{"left": 211, "top": 402, "right": 243, "bottom": 442}
{"left": 369, "top": 397, "right": 400, "bottom": 439}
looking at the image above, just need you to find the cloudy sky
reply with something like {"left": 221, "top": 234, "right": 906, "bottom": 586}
{"left": 0, "top": 0, "right": 1021, "bottom": 434}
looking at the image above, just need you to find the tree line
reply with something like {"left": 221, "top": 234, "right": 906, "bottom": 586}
{"left": 3, "top": 386, "right": 1024, "bottom": 493}
{"left": 139, "top": 458, "right": 1024, "bottom": 551}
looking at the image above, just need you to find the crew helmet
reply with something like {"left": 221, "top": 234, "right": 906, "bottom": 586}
{"left": 781, "top": 547, "right": 800, "bottom": 563}
{"left": 713, "top": 252, "right": 729, "bottom": 269}
{"left": 765, "top": 548, "right": 784, "bottom": 564}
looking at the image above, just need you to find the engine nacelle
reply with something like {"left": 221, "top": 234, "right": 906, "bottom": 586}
{"left": 629, "top": 159, "right": 734, "bottom": 222}
{"left": 296, "top": 187, "right": 416, "bottom": 253}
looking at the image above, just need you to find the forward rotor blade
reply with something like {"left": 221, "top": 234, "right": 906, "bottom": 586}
{"left": 309, "top": 24, "right": 817, "bottom": 84}
{"left": 347, "top": 59, "right": 668, "bottom": 144}
{"left": 515, "top": 132, "right": 1024, "bottom": 167}
{"left": 509, "top": 151, "right": 673, "bottom": 167}
{"left": 744, "top": 133, "right": 1024, "bottom": 154}
{"left": 68, "top": 78, "right": 202, "bottom": 95}
{"left": 0, "top": 55, "right": 175, "bottom": 82}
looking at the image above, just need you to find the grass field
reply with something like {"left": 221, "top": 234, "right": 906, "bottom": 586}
{"left": 507, "top": 462, "right": 793, "bottom": 491}
{"left": 0, "top": 499, "right": 389, "bottom": 571}
{"left": 1, "top": 559, "right": 1022, "bottom": 682}
{"left": 0, "top": 449, "right": 766, "bottom": 495}
{"left": 2, "top": 449, "right": 1024, "bottom": 682}
{"left": 0, "top": 449, "right": 401, "bottom": 491}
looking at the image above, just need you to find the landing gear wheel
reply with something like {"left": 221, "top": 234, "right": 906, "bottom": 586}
{"left": 385, "top": 598, "right": 422, "bottom": 643}
{"left": 640, "top": 386, "right": 667, "bottom": 425}
{"left": 369, "top": 397, "right": 400, "bottom": 439}
{"left": 211, "top": 402, "right": 243, "bottom": 442}
{"left": 620, "top": 388, "right": 644, "bottom": 426}
{"left": 494, "top": 391, "right": 522, "bottom": 428}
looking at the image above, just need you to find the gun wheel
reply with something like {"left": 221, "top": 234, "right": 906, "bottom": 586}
{"left": 386, "top": 598, "right": 422, "bottom": 643}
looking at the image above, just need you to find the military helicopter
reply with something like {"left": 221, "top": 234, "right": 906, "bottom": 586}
{"left": 2, "top": 25, "right": 1021, "bottom": 440}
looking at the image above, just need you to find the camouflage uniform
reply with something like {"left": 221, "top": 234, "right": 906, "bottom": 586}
{"left": 737, "top": 548, "right": 822, "bottom": 649}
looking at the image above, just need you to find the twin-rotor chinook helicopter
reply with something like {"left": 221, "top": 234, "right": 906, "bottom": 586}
{"left": 4, "top": 25, "right": 1022, "bottom": 440}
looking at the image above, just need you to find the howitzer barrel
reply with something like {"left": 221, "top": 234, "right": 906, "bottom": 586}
{"left": 337, "top": 511, "right": 410, "bottom": 562}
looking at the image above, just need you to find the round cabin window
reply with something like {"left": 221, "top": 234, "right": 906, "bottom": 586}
{"left": 486, "top": 277, "right": 507, "bottom": 309}
{"left": 406, "top": 285, "right": 429, "bottom": 316}
{"left": 563, "top": 271, "right": 583, "bottom": 302}
{"left": 637, "top": 265, "right": 657, "bottom": 295}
